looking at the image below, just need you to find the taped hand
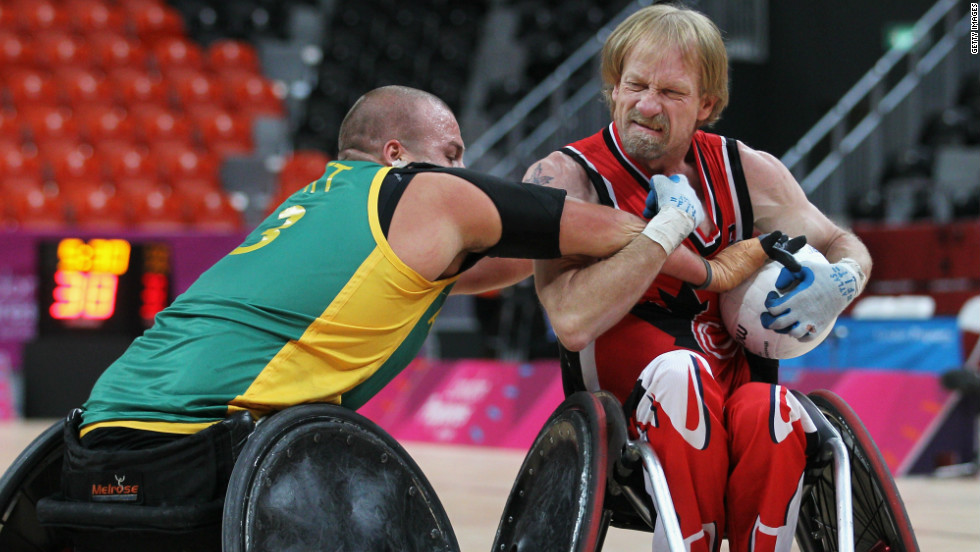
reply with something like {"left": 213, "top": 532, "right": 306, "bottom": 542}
{"left": 760, "top": 258, "right": 864, "bottom": 341}
{"left": 643, "top": 174, "right": 705, "bottom": 226}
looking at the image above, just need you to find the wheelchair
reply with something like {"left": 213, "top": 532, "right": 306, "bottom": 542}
{"left": 492, "top": 389, "right": 920, "bottom": 552}
{"left": 0, "top": 404, "right": 459, "bottom": 552}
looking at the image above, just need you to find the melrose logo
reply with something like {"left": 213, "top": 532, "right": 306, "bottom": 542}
{"left": 90, "top": 474, "right": 140, "bottom": 502}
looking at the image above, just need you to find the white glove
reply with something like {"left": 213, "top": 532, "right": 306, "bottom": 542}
{"left": 761, "top": 258, "right": 865, "bottom": 341}
{"left": 640, "top": 174, "right": 705, "bottom": 253}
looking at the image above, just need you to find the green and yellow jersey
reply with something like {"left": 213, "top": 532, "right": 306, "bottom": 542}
{"left": 82, "top": 160, "right": 457, "bottom": 435}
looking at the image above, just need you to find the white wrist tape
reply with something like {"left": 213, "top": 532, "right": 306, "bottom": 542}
{"left": 640, "top": 206, "right": 695, "bottom": 254}
{"left": 837, "top": 257, "right": 867, "bottom": 292}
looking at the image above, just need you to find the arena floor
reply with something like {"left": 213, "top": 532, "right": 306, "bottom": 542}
{"left": 2, "top": 419, "right": 977, "bottom": 551}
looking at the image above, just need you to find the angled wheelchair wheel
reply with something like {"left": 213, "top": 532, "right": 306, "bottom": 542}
{"left": 222, "top": 404, "right": 458, "bottom": 552}
{"left": 0, "top": 420, "right": 69, "bottom": 552}
{"left": 492, "top": 392, "right": 608, "bottom": 552}
{"left": 796, "top": 390, "right": 919, "bottom": 552}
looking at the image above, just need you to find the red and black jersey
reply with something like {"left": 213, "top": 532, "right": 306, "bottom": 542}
{"left": 557, "top": 123, "right": 767, "bottom": 402}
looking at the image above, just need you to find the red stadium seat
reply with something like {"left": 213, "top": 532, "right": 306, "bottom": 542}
{"left": 167, "top": 68, "right": 222, "bottom": 109}
{"left": 206, "top": 40, "right": 261, "bottom": 74}
{"left": 127, "top": 187, "right": 188, "bottom": 231}
{"left": 43, "top": 142, "right": 102, "bottom": 183}
{"left": 127, "top": 3, "right": 186, "bottom": 43}
{"left": 109, "top": 67, "right": 168, "bottom": 106}
{"left": 4, "top": 68, "right": 59, "bottom": 108}
{"left": 64, "top": 0, "right": 126, "bottom": 34}
{"left": 33, "top": 30, "right": 93, "bottom": 69}
{"left": 186, "top": 189, "right": 243, "bottom": 231}
{"left": 279, "top": 150, "right": 331, "bottom": 187}
{"left": 149, "top": 36, "right": 203, "bottom": 73}
{"left": 266, "top": 150, "right": 331, "bottom": 216}
{"left": 13, "top": 0, "right": 69, "bottom": 33}
{"left": 0, "top": 30, "right": 31, "bottom": 69}
{"left": 19, "top": 105, "right": 78, "bottom": 143}
{"left": 89, "top": 31, "right": 148, "bottom": 71}
{"left": 0, "top": 112, "right": 27, "bottom": 144}
{"left": 70, "top": 186, "right": 129, "bottom": 229}
{"left": 6, "top": 187, "right": 68, "bottom": 229}
{"left": 129, "top": 104, "right": 194, "bottom": 145}
{"left": 98, "top": 141, "right": 156, "bottom": 181}
{"left": 188, "top": 105, "right": 253, "bottom": 157}
{"left": 151, "top": 142, "right": 219, "bottom": 184}
{"left": 0, "top": 138, "right": 42, "bottom": 179}
{"left": 73, "top": 104, "right": 134, "bottom": 144}
{"left": 54, "top": 67, "right": 112, "bottom": 107}
{"left": 219, "top": 70, "right": 286, "bottom": 118}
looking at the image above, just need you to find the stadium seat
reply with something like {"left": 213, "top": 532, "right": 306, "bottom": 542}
{"left": 19, "top": 105, "right": 78, "bottom": 144}
{"left": 126, "top": 2, "right": 186, "bottom": 43}
{"left": 74, "top": 104, "right": 134, "bottom": 144}
{"left": 89, "top": 31, "right": 149, "bottom": 71}
{"left": 265, "top": 150, "right": 331, "bottom": 215}
{"left": 278, "top": 150, "right": 330, "bottom": 188}
{"left": 13, "top": 0, "right": 69, "bottom": 33}
{"left": 5, "top": 68, "right": 59, "bottom": 108}
{"left": 98, "top": 141, "right": 156, "bottom": 181}
{"left": 109, "top": 67, "right": 168, "bottom": 106}
{"left": 130, "top": 104, "right": 194, "bottom": 145}
{"left": 128, "top": 187, "right": 189, "bottom": 231}
{"left": 33, "top": 30, "right": 93, "bottom": 69}
{"left": 149, "top": 36, "right": 204, "bottom": 73}
{"left": 151, "top": 142, "right": 219, "bottom": 184}
{"left": 6, "top": 187, "right": 68, "bottom": 229}
{"left": 0, "top": 112, "right": 24, "bottom": 142}
{"left": 189, "top": 105, "right": 253, "bottom": 157}
{"left": 0, "top": 138, "right": 41, "bottom": 179}
{"left": 54, "top": 67, "right": 112, "bottom": 107}
{"left": 218, "top": 70, "right": 285, "bottom": 118}
{"left": 0, "top": 30, "right": 31, "bottom": 68}
{"left": 70, "top": 186, "right": 129, "bottom": 229}
{"left": 43, "top": 142, "right": 102, "bottom": 183}
{"left": 0, "top": 143, "right": 45, "bottom": 199}
{"left": 167, "top": 67, "right": 223, "bottom": 110}
{"left": 64, "top": 0, "right": 126, "bottom": 34}
{"left": 206, "top": 39, "right": 261, "bottom": 74}
{"left": 186, "top": 189, "right": 243, "bottom": 231}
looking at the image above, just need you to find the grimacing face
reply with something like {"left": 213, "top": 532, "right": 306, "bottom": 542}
{"left": 610, "top": 43, "right": 715, "bottom": 165}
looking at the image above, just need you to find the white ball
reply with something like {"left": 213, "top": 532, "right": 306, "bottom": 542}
{"left": 719, "top": 244, "right": 835, "bottom": 359}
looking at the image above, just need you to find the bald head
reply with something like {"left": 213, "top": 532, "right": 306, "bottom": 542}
{"left": 337, "top": 86, "right": 464, "bottom": 167}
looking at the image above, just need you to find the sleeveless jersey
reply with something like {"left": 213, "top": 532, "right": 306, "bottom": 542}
{"left": 82, "top": 160, "right": 457, "bottom": 434}
{"left": 559, "top": 123, "right": 757, "bottom": 402}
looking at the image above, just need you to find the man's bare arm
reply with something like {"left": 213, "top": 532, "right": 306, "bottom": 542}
{"left": 740, "top": 142, "right": 871, "bottom": 284}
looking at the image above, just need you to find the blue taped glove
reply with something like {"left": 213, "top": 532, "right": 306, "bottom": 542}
{"left": 643, "top": 174, "right": 705, "bottom": 226}
{"left": 760, "top": 259, "right": 863, "bottom": 341}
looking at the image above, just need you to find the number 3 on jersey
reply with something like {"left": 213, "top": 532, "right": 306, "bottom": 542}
{"left": 230, "top": 205, "right": 306, "bottom": 255}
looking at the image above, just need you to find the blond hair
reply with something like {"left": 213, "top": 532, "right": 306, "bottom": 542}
{"left": 600, "top": 3, "right": 729, "bottom": 126}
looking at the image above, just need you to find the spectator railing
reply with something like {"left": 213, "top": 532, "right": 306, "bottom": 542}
{"left": 781, "top": 0, "right": 976, "bottom": 217}
{"left": 466, "top": 0, "right": 976, "bottom": 220}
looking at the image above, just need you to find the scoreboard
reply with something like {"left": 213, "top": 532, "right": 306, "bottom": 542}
{"left": 36, "top": 237, "right": 172, "bottom": 337}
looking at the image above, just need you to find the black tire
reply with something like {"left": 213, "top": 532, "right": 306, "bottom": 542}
{"left": 0, "top": 421, "right": 68, "bottom": 552}
{"left": 222, "top": 404, "right": 458, "bottom": 552}
{"left": 492, "top": 391, "right": 608, "bottom": 552}
{"left": 796, "top": 389, "right": 919, "bottom": 552}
